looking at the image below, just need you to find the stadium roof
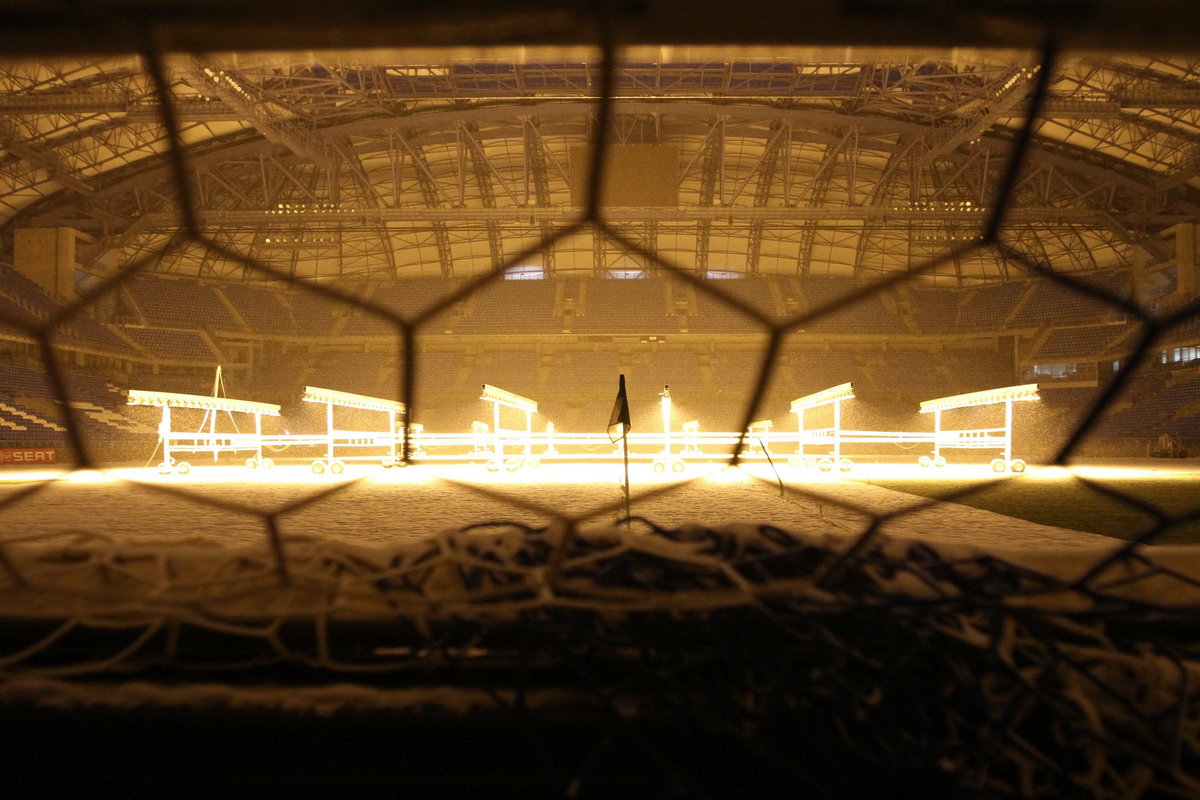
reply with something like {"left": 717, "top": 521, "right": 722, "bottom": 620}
{"left": 1, "top": 1, "right": 1199, "bottom": 284}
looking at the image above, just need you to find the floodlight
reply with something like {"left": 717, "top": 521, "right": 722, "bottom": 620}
{"left": 479, "top": 384, "right": 538, "bottom": 413}
{"left": 302, "top": 386, "right": 406, "bottom": 414}
{"left": 919, "top": 384, "right": 1040, "bottom": 413}
{"left": 789, "top": 383, "right": 855, "bottom": 413}
{"left": 127, "top": 389, "right": 281, "bottom": 416}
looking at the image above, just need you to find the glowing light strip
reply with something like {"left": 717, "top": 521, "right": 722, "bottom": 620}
{"left": 480, "top": 384, "right": 538, "bottom": 413}
{"left": 790, "top": 382, "right": 855, "bottom": 413}
{"left": 164, "top": 433, "right": 266, "bottom": 442}
{"left": 301, "top": 385, "right": 406, "bottom": 413}
{"left": 127, "top": 389, "right": 280, "bottom": 416}
{"left": 919, "top": 383, "right": 1040, "bottom": 413}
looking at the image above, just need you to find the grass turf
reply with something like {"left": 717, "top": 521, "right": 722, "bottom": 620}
{"left": 857, "top": 474, "right": 1200, "bottom": 545}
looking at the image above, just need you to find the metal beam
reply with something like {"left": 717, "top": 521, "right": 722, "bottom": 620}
{"left": 135, "top": 205, "right": 1104, "bottom": 227}
{"left": 187, "top": 60, "right": 330, "bottom": 165}
{"left": 694, "top": 117, "right": 723, "bottom": 274}
{"left": 330, "top": 139, "right": 386, "bottom": 209}
{"left": 592, "top": 224, "right": 606, "bottom": 276}
{"left": 1158, "top": 147, "right": 1200, "bottom": 191}
{"left": 29, "top": 98, "right": 1178, "bottom": 221}
{"left": 406, "top": 142, "right": 454, "bottom": 277}
{"left": 0, "top": 91, "right": 241, "bottom": 121}
{"left": 0, "top": 119, "right": 93, "bottom": 195}
{"left": 727, "top": 123, "right": 788, "bottom": 206}
{"left": 394, "top": 133, "right": 455, "bottom": 206}
{"left": 324, "top": 139, "right": 397, "bottom": 275}
{"left": 201, "top": 164, "right": 257, "bottom": 206}
{"left": 923, "top": 66, "right": 1037, "bottom": 165}
{"left": 795, "top": 136, "right": 846, "bottom": 275}
{"left": 9, "top": 87, "right": 1200, "bottom": 120}
{"left": 852, "top": 140, "right": 916, "bottom": 278}
{"left": 745, "top": 123, "right": 786, "bottom": 273}
{"left": 462, "top": 124, "right": 506, "bottom": 267}
{"left": 265, "top": 154, "right": 321, "bottom": 204}
{"left": 523, "top": 118, "right": 556, "bottom": 273}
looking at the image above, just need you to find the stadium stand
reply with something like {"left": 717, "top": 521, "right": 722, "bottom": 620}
{"left": 0, "top": 362, "right": 55, "bottom": 399}
{"left": 958, "top": 281, "right": 1029, "bottom": 330}
{"left": 218, "top": 283, "right": 294, "bottom": 333}
{"left": 573, "top": 278, "right": 670, "bottom": 333}
{"left": 0, "top": 263, "right": 60, "bottom": 318}
{"left": 412, "top": 349, "right": 466, "bottom": 391}
{"left": 546, "top": 350, "right": 621, "bottom": 388}
{"left": 59, "top": 369, "right": 122, "bottom": 406}
{"left": 67, "top": 401, "right": 157, "bottom": 436}
{"left": 58, "top": 314, "right": 134, "bottom": 355}
{"left": 787, "top": 350, "right": 869, "bottom": 394}
{"left": 331, "top": 280, "right": 463, "bottom": 336}
{"left": 0, "top": 265, "right": 133, "bottom": 354}
{"left": 1010, "top": 270, "right": 1131, "bottom": 326}
{"left": 686, "top": 276, "right": 779, "bottom": 333}
{"left": 904, "top": 286, "right": 959, "bottom": 333}
{"left": 458, "top": 280, "right": 559, "bottom": 334}
{"left": 285, "top": 289, "right": 341, "bottom": 336}
{"left": 800, "top": 277, "right": 908, "bottom": 334}
{"left": 943, "top": 348, "right": 1014, "bottom": 392}
{"left": 863, "top": 350, "right": 951, "bottom": 395}
{"left": 466, "top": 351, "right": 541, "bottom": 394}
{"left": 126, "top": 275, "right": 242, "bottom": 330}
{"left": 308, "top": 352, "right": 392, "bottom": 396}
{"left": 689, "top": 289, "right": 761, "bottom": 333}
{"left": 0, "top": 360, "right": 157, "bottom": 446}
{"left": 709, "top": 275, "right": 778, "bottom": 316}
{"left": 0, "top": 399, "right": 66, "bottom": 442}
{"left": 370, "top": 280, "right": 458, "bottom": 317}
{"left": 707, "top": 352, "right": 763, "bottom": 387}
{"left": 1096, "top": 373, "right": 1200, "bottom": 439}
{"left": 121, "top": 328, "right": 220, "bottom": 361}
{"left": 632, "top": 349, "right": 704, "bottom": 389}
{"left": 0, "top": 294, "right": 39, "bottom": 333}
{"left": 1035, "top": 324, "right": 1126, "bottom": 360}
{"left": 340, "top": 305, "right": 393, "bottom": 336}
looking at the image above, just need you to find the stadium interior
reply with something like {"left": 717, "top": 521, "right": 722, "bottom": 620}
{"left": 2, "top": 43, "right": 1199, "bottom": 463}
{"left": 0, "top": 263, "right": 1187, "bottom": 463}
{"left": 2, "top": 1, "right": 1200, "bottom": 797}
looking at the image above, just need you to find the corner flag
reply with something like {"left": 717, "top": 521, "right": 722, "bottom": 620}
{"left": 607, "top": 374, "right": 631, "bottom": 442}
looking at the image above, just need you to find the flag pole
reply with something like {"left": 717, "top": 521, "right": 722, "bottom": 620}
{"left": 622, "top": 428, "right": 631, "bottom": 526}
{"left": 608, "top": 373, "right": 633, "bottom": 528}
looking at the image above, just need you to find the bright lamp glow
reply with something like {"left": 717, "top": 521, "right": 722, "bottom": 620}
{"left": 480, "top": 384, "right": 538, "bottom": 413}
{"left": 64, "top": 469, "right": 114, "bottom": 484}
{"left": 790, "top": 382, "right": 855, "bottom": 413}
{"left": 127, "top": 389, "right": 281, "bottom": 416}
{"left": 302, "top": 386, "right": 405, "bottom": 413}
{"left": 920, "top": 383, "right": 1040, "bottom": 413}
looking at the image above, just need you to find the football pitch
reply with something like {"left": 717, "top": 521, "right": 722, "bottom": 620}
{"left": 858, "top": 463, "right": 1200, "bottom": 545}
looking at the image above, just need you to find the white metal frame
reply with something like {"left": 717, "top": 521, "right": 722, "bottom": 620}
{"left": 790, "top": 382, "right": 855, "bottom": 464}
{"left": 788, "top": 382, "right": 1040, "bottom": 471}
{"left": 479, "top": 383, "right": 538, "bottom": 468}
{"left": 300, "top": 385, "right": 407, "bottom": 473}
{"left": 130, "top": 380, "right": 1040, "bottom": 477}
{"left": 919, "top": 384, "right": 1040, "bottom": 469}
{"left": 127, "top": 389, "right": 282, "bottom": 474}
